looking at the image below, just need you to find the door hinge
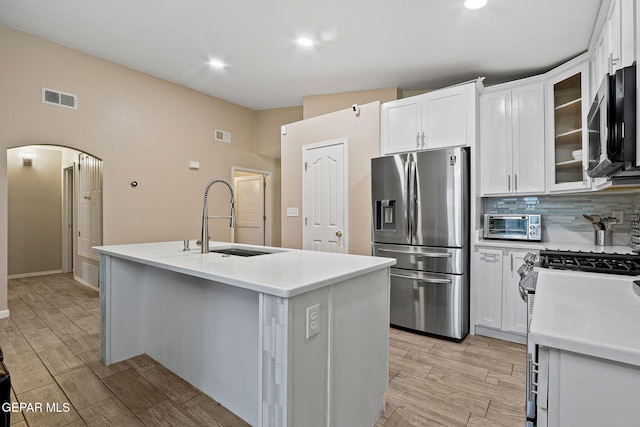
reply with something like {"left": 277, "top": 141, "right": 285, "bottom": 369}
{"left": 305, "top": 217, "right": 308, "bottom": 225}
{"left": 304, "top": 162, "right": 308, "bottom": 171}
{"left": 263, "top": 216, "right": 266, "bottom": 221}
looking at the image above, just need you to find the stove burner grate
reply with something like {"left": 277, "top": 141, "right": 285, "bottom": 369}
{"left": 539, "top": 250, "right": 640, "bottom": 276}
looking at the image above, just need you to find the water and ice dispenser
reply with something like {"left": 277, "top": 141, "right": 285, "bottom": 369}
{"left": 375, "top": 200, "right": 396, "bottom": 231}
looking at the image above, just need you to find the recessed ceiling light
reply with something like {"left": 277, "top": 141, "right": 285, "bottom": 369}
{"left": 464, "top": 0, "right": 487, "bottom": 9}
{"left": 208, "top": 59, "right": 225, "bottom": 69}
{"left": 297, "top": 37, "right": 314, "bottom": 47}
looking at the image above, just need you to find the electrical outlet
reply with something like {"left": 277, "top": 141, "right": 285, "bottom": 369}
{"left": 613, "top": 210, "right": 624, "bottom": 224}
{"left": 306, "top": 304, "right": 320, "bottom": 339}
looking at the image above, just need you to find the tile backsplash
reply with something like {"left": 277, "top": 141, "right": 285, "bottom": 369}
{"left": 484, "top": 193, "right": 638, "bottom": 234}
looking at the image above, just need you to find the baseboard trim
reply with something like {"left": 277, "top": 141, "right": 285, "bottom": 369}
{"left": 0, "top": 310, "right": 9, "bottom": 319}
{"left": 474, "top": 325, "right": 527, "bottom": 345}
{"left": 73, "top": 275, "right": 99, "bottom": 292}
{"left": 8, "top": 270, "right": 63, "bottom": 279}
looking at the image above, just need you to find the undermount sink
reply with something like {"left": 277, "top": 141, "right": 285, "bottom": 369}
{"left": 208, "top": 248, "right": 273, "bottom": 257}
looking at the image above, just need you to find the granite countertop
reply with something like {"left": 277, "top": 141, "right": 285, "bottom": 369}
{"left": 529, "top": 269, "right": 640, "bottom": 367}
{"left": 93, "top": 241, "right": 395, "bottom": 298}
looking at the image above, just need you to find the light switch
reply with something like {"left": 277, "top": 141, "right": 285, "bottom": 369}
{"left": 286, "top": 207, "right": 299, "bottom": 217}
{"left": 188, "top": 161, "right": 200, "bottom": 170}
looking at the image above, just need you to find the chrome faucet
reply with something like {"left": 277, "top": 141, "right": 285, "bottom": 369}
{"left": 201, "top": 178, "right": 236, "bottom": 254}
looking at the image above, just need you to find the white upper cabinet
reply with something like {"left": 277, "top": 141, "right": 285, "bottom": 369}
{"left": 380, "top": 96, "right": 421, "bottom": 154}
{"left": 422, "top": 85, "right": 468, "bottom": 150}
{"left": 592, "top": 0, "right": 635, "bottom": 91}
{"left": 546, "top": 61, "right": 591, "bottom": 193}
{"left": 381, "top": 82, "right": 475, "bottom": 155}
{"left": 480, "top": 81, "right": 545, "bottom": 195}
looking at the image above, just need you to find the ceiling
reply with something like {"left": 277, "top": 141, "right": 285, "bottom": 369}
{"left": 0, "top": 0, "right": 602, "bottom": 110}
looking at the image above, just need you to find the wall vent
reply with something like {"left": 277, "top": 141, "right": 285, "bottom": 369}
{"left": 82, "top": 262, "right": 100, "bottom": 288}
{"left": 42, "top": 87, "right": 77, "bottom": 109}
{"left": 215, "top": 129, "right": 231, "bottom": 143}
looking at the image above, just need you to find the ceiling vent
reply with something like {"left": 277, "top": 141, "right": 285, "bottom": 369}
{"left": 215, "top": 129, "right": 231, "bottom": 143}
{"left": 42, "top": 87, "right": 77, "bottom": 109}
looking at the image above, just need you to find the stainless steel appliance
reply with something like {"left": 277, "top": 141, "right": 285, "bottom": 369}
{"left": 587, "top": 64, "right": 636, "bottom": 178}
{"left": 371, "top": 147, "right": 469, "bottom": 340}
{"left": 517, "top": 253, "right": 539, "bottom": 427}
{"left": 483, "top": 214, "right": 541, "bottom": 241}
{"left": 517, "top": 249, "right": 640, "bottom": 426}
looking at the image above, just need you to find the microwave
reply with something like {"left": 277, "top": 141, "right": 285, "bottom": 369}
{"left": 587, "top": 64, "right": 636, "bottom": 178}
{"left": 484, "top": 214, "right": 541, "bottom": 241}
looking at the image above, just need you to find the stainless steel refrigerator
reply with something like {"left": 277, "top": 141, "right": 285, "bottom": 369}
{"left": 371, "top": 147, "right": 469, "bottom": 340}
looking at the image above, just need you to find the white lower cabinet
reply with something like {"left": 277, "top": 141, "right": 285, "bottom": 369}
{"left": 473, "top": 247, "right": 531, "bottom": 341}
{"left": 473, "top": 248, "right": 503, "bottom": 329}
{"left": 537, "top": 347, "right": 640, "bottom": 426}
{"left": 503, "top": 251, "right": 528, "bottom": 335}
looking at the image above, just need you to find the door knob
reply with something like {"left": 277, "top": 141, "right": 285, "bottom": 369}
{"left": 335, "top": 231, "right": 343, "bottom": 237}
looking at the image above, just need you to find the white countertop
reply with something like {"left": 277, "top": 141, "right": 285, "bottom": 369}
{"left": 529, "top": 269, "right": 640, "bottom": 367}
{"left": 475, "top": 238, "right": 635, "bottom": 254}
{"left": 474, "top": 229, "right": 636, "bottom": 253}
{"left": 93, "top": 241, "right": 395, "bottom": 298}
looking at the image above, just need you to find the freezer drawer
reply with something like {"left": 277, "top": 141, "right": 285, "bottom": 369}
{"left": 372, "top": 243, "right": 464, "bottom": 275}
{"left": 390, "top": 268, "right": 469, "bottom": 340}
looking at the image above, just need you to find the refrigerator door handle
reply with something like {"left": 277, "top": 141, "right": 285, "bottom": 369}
{"left": 407, "top": 156, "right": 416, "bottom": 242}
{"left": 390, "top": 273, "right": 452, "bottom": 284}
{"left": 377, "top": 248, "right": 452, "bottom": 258}
{"left": 408, "top": 157, "right": 417, "bottom": 242}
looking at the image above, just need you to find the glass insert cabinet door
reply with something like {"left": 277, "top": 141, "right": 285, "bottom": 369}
{"left": 546, "top": 61, "right": 591, "bottom": 192}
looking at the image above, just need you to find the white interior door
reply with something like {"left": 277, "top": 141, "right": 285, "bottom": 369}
{"left": 234, "top": 174, "right": 265, "bottom": 245}
{"left": 302, "top": 140, "right": 347, "bottom": 253}
{"left": 62, "top": 166, "right": 74, "bottom": 273}
{"left": 78, "top": 153, "right": 102, "bottom": 259}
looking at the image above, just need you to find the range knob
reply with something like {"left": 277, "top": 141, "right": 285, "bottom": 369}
{"left": 517, "top": 264, "right": 530, "bottom": 278}
{"left": 523, "top": 252, "right": 538, "bottom": 266}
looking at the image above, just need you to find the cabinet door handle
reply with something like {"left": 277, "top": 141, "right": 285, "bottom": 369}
{"left": 507, "top": 174, "right": 511, "bottom": 192}
{"left": 421, "top": 131, "right": 425, "bottom": 148}
{"left": 416, "top": 133, "right": 420, "bottom": 148}
{"left": 514, "top": 174, "right": 518, "bottom": 192}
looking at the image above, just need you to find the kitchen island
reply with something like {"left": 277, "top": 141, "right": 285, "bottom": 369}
{"left": 529, "top": 269, "right": 640, "bottom": 426}
{"left": 94, "top": 241, "right": 395, "bottom": 427}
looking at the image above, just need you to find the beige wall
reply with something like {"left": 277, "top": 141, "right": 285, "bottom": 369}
{"left": 281, "top": 102, "right": 381, "bottom": 255}
{"left": 303, "top": 88, "right": 399, "bottom": 119}
{"left": 7, "top": 147, "right": 62, "bottom": 275}
{"left": 255, "top": 107, "right": 303, "bottom": 158}
{"left": 0, "top": 24, "right": 284, "bottom": 313}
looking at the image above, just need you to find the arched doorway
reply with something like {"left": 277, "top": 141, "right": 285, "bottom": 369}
{"left": 7, "top": 145, "right": 103, "bottom": 289}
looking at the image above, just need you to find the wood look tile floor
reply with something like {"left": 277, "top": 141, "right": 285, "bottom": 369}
{"left": 1, "top": 274, "right": 525, "bottom": 426}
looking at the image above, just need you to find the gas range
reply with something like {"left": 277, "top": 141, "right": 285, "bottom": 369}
{"left": 518, "top": 248, "right": 640, "bottom": 427}
{"left": 538, "top": 249, "right": 640, "bottom": 276}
